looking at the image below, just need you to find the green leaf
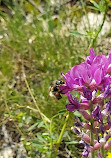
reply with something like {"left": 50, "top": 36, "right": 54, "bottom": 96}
{"left": 63, "top": 131, "right": 68, "bottom": 138}
{"left": 90, "top": 0, "right": 106, "bottom": 12}
{"left": 58, "top": 109, "right": 66, "bottom": 114}
{"left": 70, "top": 31, "right": 85, "bottom": 37}
{"left": 73, "top": 111, "right": 81, "bottom": 117}
{"left": 65, "top": 141, "right": 78, "bottom": 145}
{"left": 38, "top": 121, "right": 45, "bottom": 128}
{"left": 32, "top": 140, "right": 43, "bottom": 149}
{"left": 37, "top": 133, "right": 46, "bottom": 143}
{"left": 84, "top": 30, "right": 94, "bottom": 37}
{"left": 90, "top": 0, "right": 99, "bottom": 8}
{"left": 25, "top": 116, "right": 32, "bottom": 124}
{"left": 32, "top": 140, "right": 42, "bottom": 145}
{"left": 28, "top": 122, "right": 38, "bottom": 131}
{"left": 88, "top": 6, "right": 99, "bottom": 11}
{"left": 99, "top": 0, "right": 106, "bottom": 12}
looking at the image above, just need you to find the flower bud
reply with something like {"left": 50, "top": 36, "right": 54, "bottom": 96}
{"left": 104, "top": 140, "right": 111, "bottom": 150}
{"left": 82, "top": 133, "right": 90, "bottom": 143}
{"left": 80, "top": 103, "right": 90, "bottom": 110}
{"left": 80, "top": 110, "right": 91, "bottom": 121}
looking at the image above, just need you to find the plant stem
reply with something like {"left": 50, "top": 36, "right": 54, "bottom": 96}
{"left": 101, "top": 146, "right": 104, "bottom": 157}
{"left": 54, "top": 112, "right": 70, "bottom": 157}
{"left": 88, "top": 1, "right": 108, "bottom": 50}
{"left": 24, "top": 76, "right": 50, "bottom": 130}
{"left": 101, "top": 133, "right": 104, "bottom": 157}
{"left": 50, "top": 112, "right": 65, "bottom": 157}
{"left": 80, "top": 0, "right": 90, "bottom": 31}
{"left": 90, "top": 101, "right": 94, "bottom": 158}
{"left": 101, "top": 101, "right": 104, "bottom": 157}
{"left": 49, "top": 119, "right": 53, "bottom": 158}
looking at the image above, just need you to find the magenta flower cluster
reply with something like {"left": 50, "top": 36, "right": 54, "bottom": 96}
{"left": 60, "top": 49, "right": 111, "bottom": 158}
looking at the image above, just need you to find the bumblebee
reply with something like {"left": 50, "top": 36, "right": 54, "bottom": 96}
{"left": 49, "top": 80, "right": 64, "bottom": 100}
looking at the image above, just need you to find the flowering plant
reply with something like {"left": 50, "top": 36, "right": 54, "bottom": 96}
{"left": 60, "top": 49, "right": 111, "bottom": 158}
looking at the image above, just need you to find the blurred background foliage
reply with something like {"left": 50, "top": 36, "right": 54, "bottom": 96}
{"left": 0, "top": 0, "right": 111, "bottom": 157}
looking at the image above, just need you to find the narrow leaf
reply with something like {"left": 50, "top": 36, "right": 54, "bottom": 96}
{"left": 88, "top": 6, "right": 99, "bottom": 11}
{"left": 37, "top": 133, "right": 46, "bottom": 143}
{"left": 65, "top": 141, "right": 78, "bottom": 145}
{"left": 90, "top": 0, "right": 99, "bottom": 8}
{"left": 70, "top": 31, "right": 85, "bottom": 37}
{"left": 28, "top": 122, "right": 38, "bottom": 131}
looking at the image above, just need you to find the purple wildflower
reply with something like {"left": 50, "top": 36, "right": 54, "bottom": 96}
{"left": 99, "top": 124, "right": 105, "bottom": 134}
{"left": 66, "top": 93, "right": 80, "bottom": 112}
{"left": 101, "top": 75, "right": 111, "bottom": 90}
{"left": 73, "top": 127, "right": 81, "bottom": 135}
{"left": 98, "top": 152, "right": 103, "bottom": 158}
{"left": 80, "top": 95, "right": 89, "bottom": 103}
{"left": 70, "top": 62, "right": 89, "bottom": 85}
{"left": 58, "top": 49, "right": 111, "bottom": 157}
{"left": 61, "top": 49, "right": 111, "bottom": 94}
{"left": 82, "top": 86, "right": 92, "bottom": 100}
{"left": 102, "top": 100, "right": 111, "bottom": 116}
{"left": 74, "top": 116, "right": 82, "bottom": 127}
{"left": 106, "top": 100, "right": 111, "bottom": 113}
{"left": 92, "top": 105, "right": 102, "bottom": 123}
{"left": 82, "top": 143, "right": 90, "bottom": 157}
{"left": 74, "top": 122, "right": 82, "bottom": 127}
{"left": 87, "top": 53, "right": 109, "bottom": 85}
{"left": 103, "top": 85, "right": 111, "bottom": 97}
{"left": 86, "top": 48, "right": 95, "bottom": 65}
{"left": 107, "top": 115, "right": 111, "bottom": 127}
{"left": 89, "top": 54, "right": 109, "bottom": 85}
{"left": 59, "top": 72, "right": 75, "bottom": 94}
{"left": 59, "top": 85, "right": 72, "bottom": 94}
{"left": 92, "top": 54, "right": 109, "bottom": 74}
{"left": 107, "top": 51, "right": 111, "bottom": 73}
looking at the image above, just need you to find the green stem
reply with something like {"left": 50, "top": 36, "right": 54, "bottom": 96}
{"left": 101, "top": 145, "right": 104, "bottom": 157}
{"left": 24, "top": 76, "right": 50, "bottom": 130}
{"left": 50, "top": 112, "right": 65, "bottom": 157}
{"left": 90, "top": 102, "right": 94, "bottom": 158}
{"left": 49, "top": 120, "right": 53, "bottom": 158}
{"left": 101, "top": 101, "right": 104, "bottom": 157}
{"left": 54, "top": 112, "right": 70, "bottom": 157}
{"left": 80, "top": 0, "right": 90, "bottom": 31}
{"left": 88, "top": 1, "right": 108, "bottom": 50}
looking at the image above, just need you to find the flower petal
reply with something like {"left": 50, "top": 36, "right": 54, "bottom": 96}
{"left": 94, "top": 68, "right": 103, "bottom": 85}
{"left": 92, "top": 105, "right": 102, "bottom": 122}
{"left": 86, "top": 48, "right": 95, "bottom": 65}
{"left": 66, "top": 104, "right": 77, "bottom": 112}
{"left": 67, "top": 93, "right": 74, "bottom": 104}
{"left": 98, "top": 152, "right": 103, "bottom": 158}
{"left": 82, "top": 86, "right": 92, "bottom": 100}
